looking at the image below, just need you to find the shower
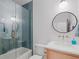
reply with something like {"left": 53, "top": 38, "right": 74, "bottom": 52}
{"left": 0, "top": 0, "right": 33, "bottom": 59}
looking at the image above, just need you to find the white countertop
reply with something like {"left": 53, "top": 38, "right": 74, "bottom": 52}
{"left": 36, "top": 41, "right": 79, "bottom": 56}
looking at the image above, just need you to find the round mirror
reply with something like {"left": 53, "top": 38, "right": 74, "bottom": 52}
{"left": 52, "top": 12, "right": 78, "bottom": 33}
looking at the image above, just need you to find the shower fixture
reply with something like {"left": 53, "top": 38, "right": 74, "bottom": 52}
{"left": 0, "top": 22, "right": 5, "bottom": 32}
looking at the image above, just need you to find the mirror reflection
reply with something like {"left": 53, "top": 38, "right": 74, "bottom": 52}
{"left": 52, "top": 12, "right": 78, "bottom": 33}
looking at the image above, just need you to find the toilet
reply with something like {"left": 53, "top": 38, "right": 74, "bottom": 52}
{"left": 29, "top": 44, "right": 45, "bottom": 59}
{"left": 29, "top": 55, "right": 42, "bottom": 59}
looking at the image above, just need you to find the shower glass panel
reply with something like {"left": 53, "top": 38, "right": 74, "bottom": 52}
{"left": 22, "top": 1, "right": 33, "bottom": 49}
{"left": 15, "top": 3, "right": 30, "bottom": 48}
{"left": 0, "top": 0, "right": 16, "bottom": 55}
{"left": 0, "top": 0, "right": 33, "bottom": 59}
{"left": 15, "top": 1, "right": 33, "bottom": 49}
{"left": 0, "top": 0, "right": 18, "bottom": 59}
{"left": 14, "top": 1, "right": 33, "bottom": 58}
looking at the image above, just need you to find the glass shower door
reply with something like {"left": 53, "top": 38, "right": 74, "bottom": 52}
{"left": 15, "top": 1, "right": 33, "bottom": 50}
{"left": 0, "top": 0, "right": 33, "bottom": 59}
{"left": 15, "top": 1, "right": 33, "bottom": 59}
{"left": 0, "top": 0, "right": 16, "bottom": 59}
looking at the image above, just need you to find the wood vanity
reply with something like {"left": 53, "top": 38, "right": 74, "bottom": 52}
{"left": 45, "top": 48, "right": 79, "bottom": 59}
{"left": 36, "top": 43, "right": 79, "bottom": 59}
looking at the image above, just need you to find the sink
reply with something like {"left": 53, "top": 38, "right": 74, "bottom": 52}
{"left": 46, "top": 41, "right": 79, "bottom": 55}
{"left": 35, "top": 41, "right": 79, "bottom": 55}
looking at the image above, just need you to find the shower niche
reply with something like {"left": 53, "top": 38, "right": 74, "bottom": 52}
{"left": 52, "top": 12, "right": 78, "bottom": 33}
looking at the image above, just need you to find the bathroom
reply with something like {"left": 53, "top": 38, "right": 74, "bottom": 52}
{"left": 0, "top": 0, "right": 79, "bottom": 59}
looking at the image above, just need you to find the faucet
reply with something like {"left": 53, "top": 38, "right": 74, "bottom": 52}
{"left": 58, "top": 35, "right": 65, "bottom": 39}
{"left": 58, "top": 34, "right": 70, "bottom": 39}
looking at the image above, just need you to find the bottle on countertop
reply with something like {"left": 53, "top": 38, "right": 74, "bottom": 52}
{"left": 71, "top": 35, "right": 77, "bottom": 45}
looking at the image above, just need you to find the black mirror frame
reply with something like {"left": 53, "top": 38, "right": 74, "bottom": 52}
{"left": 52, "top": 12, "right": 78, "bottom": 33}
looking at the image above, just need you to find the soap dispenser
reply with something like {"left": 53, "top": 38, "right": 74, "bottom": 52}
{"left": 71, "top": 35, "right": 77, "bottom": 45}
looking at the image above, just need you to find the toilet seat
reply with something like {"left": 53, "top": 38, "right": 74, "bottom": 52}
{"left": 29, "top": 55, "right": 42, "bottom": 59}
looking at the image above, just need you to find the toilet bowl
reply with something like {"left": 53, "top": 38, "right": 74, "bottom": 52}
{"left": 29, "top": 55, "right": 42, "bottom": 59}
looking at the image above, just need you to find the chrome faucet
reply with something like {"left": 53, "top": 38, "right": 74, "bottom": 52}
{"left": 58, "top": 35, "right": 65, "bottom": 39}
{"left": 58, "top": 34, "right": 70, "bottom": 39}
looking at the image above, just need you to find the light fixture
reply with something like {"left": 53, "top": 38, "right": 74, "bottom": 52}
{"left": 59, "top": 0, "right": 68, "bottom": 9}
{"left": 60, "top": 0, "right": 65, "bottom": 3}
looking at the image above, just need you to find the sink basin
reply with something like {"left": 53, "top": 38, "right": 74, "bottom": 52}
{"left": 48, "top": 41, "right": 79, "bottom": 48}
{"left": 35, "top": 41, "right": 79, "bottom": 56}
{"left": 47, "top": 41, "right": 79, "bottom": 55}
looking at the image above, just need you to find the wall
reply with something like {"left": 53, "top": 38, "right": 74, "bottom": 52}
{"left": 33, "top": 0, "right": 79, "bottom": 55}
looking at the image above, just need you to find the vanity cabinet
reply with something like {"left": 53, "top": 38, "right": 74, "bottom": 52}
{"left": 45, "top": 49, "right": 79, "bottom": 59}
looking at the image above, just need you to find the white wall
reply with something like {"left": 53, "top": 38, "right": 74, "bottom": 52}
{"left": 33, "top": 0, "right": 79, "bottom": 54}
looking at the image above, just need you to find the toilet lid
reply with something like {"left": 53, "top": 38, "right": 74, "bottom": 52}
{"left": 29, "top": 55, "right": 42, "bottom": 59}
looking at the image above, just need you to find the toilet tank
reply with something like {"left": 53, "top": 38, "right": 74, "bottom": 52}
{"left": 35, "top": 44, "right": 45, "bottom": 56}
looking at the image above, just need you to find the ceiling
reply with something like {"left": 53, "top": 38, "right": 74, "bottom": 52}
{"left": 15, "top": 0, "right": 32, "bottom": 5}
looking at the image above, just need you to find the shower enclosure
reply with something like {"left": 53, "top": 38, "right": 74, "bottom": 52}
{"left": 0, "top": 0, "right": 33, "bottom": 59}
